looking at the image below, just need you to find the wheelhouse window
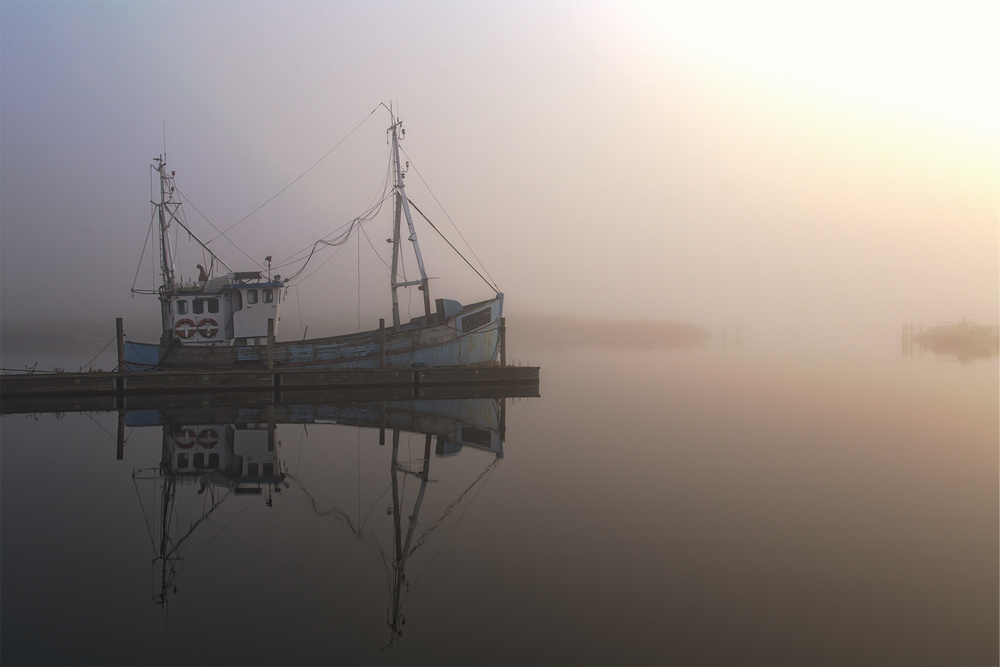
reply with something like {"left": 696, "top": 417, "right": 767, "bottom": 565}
{"left": 192, "top": 298, "right": 219, "bottom": 314}
{"left": 262, "top": 289, "right": 273, "bottom": 303}
{"left": 248, "top": 462, "right": 259, "bottom": 477}
{"left": 247, "top": 289, "right": 258, "bottom": 304}
{"left": 176, "top": 300, "right": 188, "bottom": 315}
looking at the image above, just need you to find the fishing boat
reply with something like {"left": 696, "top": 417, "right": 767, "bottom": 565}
{"left": 909, "top": 320, "right": 999, "bottom": 360}
{"left": 124, "top": 110, "right": 504, "bottom": 371}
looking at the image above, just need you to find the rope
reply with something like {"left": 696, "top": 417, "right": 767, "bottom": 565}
{"left": 84, "top": 410, "right": 120, "bottom": 445}
{"left": 273, "top": 158, "right": 393, "bottom": 282}
{"left": 172, "top": 185, "right": 261, "bottom": 271}
{"left": 132, "top": 470, "right": 160, "bottom": 553}
{"left": 407, "top": 199, "right": 498, "bottom": 293}
{"left": 207, "top": 105, "right": 381, "bottom": 244}
{"left": 81, "top": 334, "right": 118, "bottom": 371}
{"left": 131, "top": 211, "right": 157, "bottom": 293}
{"left": 400, "top": 145, "right": 498, "bottom": 290}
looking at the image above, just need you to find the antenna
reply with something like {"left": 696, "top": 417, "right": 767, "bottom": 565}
{"left": 162, "top": 121, "right": 167, "bottom": 159}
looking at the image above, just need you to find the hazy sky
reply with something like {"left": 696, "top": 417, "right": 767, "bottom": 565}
{"left": 2, "top": 1, "right": 997, "bottom": 347}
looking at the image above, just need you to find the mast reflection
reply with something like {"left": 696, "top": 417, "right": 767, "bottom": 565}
{"left": 125, "top": 392, "right": 516, "bottom": 647}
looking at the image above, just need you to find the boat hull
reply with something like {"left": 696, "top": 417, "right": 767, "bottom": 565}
{"left": 125, "top": 295, "right": 503, "bottom": 371}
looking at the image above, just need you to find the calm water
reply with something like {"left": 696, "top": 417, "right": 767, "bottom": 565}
{"left": 2, "top": 342, "right": 997, "bottom": 665}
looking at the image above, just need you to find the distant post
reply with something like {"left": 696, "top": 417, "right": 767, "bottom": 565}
{"left": 499, "top": 317, "right": 507, "bottom": 366}
{"left": 116, "top": 317, "right": 125, "bottom": 372}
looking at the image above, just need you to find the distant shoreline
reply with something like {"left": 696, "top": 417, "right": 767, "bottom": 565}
{"left": 510, "top": 314, "right": 708, "bottom": 350}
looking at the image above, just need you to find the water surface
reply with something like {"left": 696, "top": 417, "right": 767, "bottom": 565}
{"left": 2, "top": 343, "right": 996, "bottom": 665}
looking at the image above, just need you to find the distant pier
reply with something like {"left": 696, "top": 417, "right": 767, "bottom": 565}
{"left": 701, "top": 324, "right": 745, "bottom": 348}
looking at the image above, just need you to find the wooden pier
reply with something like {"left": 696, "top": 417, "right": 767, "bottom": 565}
{"left": 0, "top": 365, "right": 540, "bottom": 414}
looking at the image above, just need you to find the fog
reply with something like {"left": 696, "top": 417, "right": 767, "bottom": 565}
{"left": 2, "top": 1, "right": 997, "bottom": 358}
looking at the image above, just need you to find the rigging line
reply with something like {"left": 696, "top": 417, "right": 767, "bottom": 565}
{"left": 276, "top": 186, "right": 390, "bottom": 282}
{"left": 274, "top": 217, "right": 359, "bottom": 271}
{"left": 180, "top": 493, "right": 256, "bottom": 564}
{"left": 283, "top": 475, "right": 389, "bottom": 559}
{"left": 271, "top": 216, "right": 359, "bottom": 271}
{"left": 411, "top": 457, "right": 499, "bottom": 556}
{"left": 284, "top": 226, "right": 355, "bottom": 284}
{"left": 408, "top": 460, "right": 500, "bottom": 591}
{"left": 272, "top": 224, "right": 350, "bottom": 269}
{"left": 132, "top": 472, "right": 160, "bottom": 553}
{"left": 79, "top": 335, "right": 118, "bottom": 371}
{"left": 407, "top": 199, "right": 498, "bottom": 292}
{"left": 271, "top": 129, "right": 392, "bottom": 271}
{"left": 358, "top": 221, "right": 392, "bottom": 271}
{"left": 292, "top": 285, "right": 306, "bottom": 338}
{"left": 277, "top": 146, "right": 392, "bottom": 265}
{"left": 279, "top": 227, "right": 352, "bottom": 282}
{"left": 83, "top": 409, "right": 120, "bottom": 445}
{"left": 359, "top": 481, "right": 393, "bottom": 535}
{"left": 275, "top": 137, "right": 387, "bottom": 276}
{"left": 131, "top": 211, "right": 157, "bottom": 293}
{"left": 399, "top": 145, "right": 498, "bottom": 288}
{"left": 211, "top": 506, "right": 385, "bottom": 651}
{"left": 357, "top": 225, "right": 361, "bottom": 328}
{"left": 172, "top": 185, "right": 262, "bottom": 270}
{"left": 207, "top": 105, "right": 382, "bottom": 244}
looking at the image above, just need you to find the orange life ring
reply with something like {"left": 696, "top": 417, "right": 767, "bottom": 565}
{"left": 174, "top": 318, "right": 197, "bottom": 339}
{"left": 197, "top": 318, "right": 219, "bottom": 338}
{"left": 197, "top": 428, "right": 219, "bottom": 449}
{"left": 175, "top": 429, "right": 197, "bottom": 449}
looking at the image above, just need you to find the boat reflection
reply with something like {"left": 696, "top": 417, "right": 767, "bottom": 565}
{"left": 126, "top": 393, "right": 514, "bottom": 647}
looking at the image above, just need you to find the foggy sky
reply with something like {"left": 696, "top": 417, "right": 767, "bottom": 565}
{"left": 2, "top": 1, "right": 997, "bottom": 350}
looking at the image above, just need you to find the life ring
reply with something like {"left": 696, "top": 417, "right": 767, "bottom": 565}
{"left": 197, "top": 428, "right": 219, "bottom": 449}
{"left": 197, "top": 318, "right": 219, "bottom": 338}
{"left": 175, "top": 429, "right": 197, "bottom": 449}
{"left": 174, "top": 318, "right": 197, "bottom": 339}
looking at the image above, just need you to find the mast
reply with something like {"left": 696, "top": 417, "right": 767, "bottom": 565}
{"left": 389, "top": 116, "right": 433, "bottom": 328}
{"left": 150, "top": 157, "right": 232, "bottom": 294}
{"left": 388, "top": 429, "right": 433, "bottom": 643}
{"left": 153, "top": 157, "right": 177, "bottom": 290}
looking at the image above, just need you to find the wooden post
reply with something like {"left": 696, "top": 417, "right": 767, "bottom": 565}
{"left": 116, "top": 408, "right": 125, "bottom": 460}
{"left": 116, "top": 317, "right": 125, "bottom": 371}
{"left": 379, "top": 318, "right": 386, "bottom": 368}
{"left": 267, "top": 318, "right": 274, "bottom": 370}
{"left": 379, "top": 402, "right": 386, "bottom": 446}
{"left": 499, "top": 317, "right": 507, "bottom": 366}
{"left": 267, "top": 405, "right": 275, "bottom": 451}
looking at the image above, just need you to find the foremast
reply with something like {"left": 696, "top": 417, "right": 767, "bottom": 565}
{"left": 151, "top": 157, "right": 232, "bottom": 294}
{"left": 153, "top": 157, "right": 178, "bottom": 290}
{"left": 388, "top": 116, "right": 433, "bottom": 329}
